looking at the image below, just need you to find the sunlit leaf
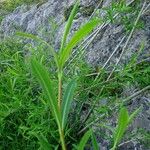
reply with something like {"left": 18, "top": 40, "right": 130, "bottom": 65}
{"left": 60, "top": 0, "right": 79, "bottom": 52}
{"left": 59, "top": 18, "right": 101, "bottom": 68}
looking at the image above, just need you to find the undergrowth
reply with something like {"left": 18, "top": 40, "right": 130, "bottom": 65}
{"left": 0, "top": 0, "right": 47, "bottom": 14}
{"left": 0, "top": 37, "right": 149, "bottom": 149}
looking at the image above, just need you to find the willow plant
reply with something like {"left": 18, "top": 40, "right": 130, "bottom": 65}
{"left": 17, "top": 0, "right": 101, "bottom": 149}
{"left": 16, "top": 0, "right": 141, "bottom": 149}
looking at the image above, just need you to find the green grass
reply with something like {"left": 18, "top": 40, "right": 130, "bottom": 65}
{"left": 0, "top": 0, "right": 46, "bottom": 11}
{"left": 0, "top": 33, "right": 149, "bottom": 150}
{"left": 0, "top": 38, "right": 58, "bottom": 149}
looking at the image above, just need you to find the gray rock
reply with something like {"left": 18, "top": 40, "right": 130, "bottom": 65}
{"left": 0, "top": 0, "right": 65, "bottom": 39}
{"left": 123, "top": 85, "right": 150, "bottom": 132}
{"left": 1, "top": 0, "right": 149, "bottom": 67}
{"left": 118, "top": 141, "right": 143, "bottom": 150}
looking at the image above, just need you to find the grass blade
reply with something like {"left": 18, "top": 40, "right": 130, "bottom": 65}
{"left": 36, "top": 134, "right": 52, "bottom": 150}
{"left": 30, "top": 58, "right": 61, "bottom": 127}
{"left": 16, "top": 32, "right": 58, "bottom": 67}
{"left": 78, "top": 130, "right": 92, "bottom": 150}
{"left": 92, "top": 132, "right": 99, "bottom": 150}
{"left": 62, "top": 79, "right": 77, "bottom": 129}
{"left": 60, "top": 0, "right": 79, "bottom": 52}
{"left": 59, "top": 18, "right": 101, "bottom": 68}
{"left": 128, "top": 107, "right": 141, "bottom": 124}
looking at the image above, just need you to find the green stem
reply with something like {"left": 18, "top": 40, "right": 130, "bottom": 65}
{"left": 58, "top": 70, "right": 66, "bottom": 149}
{"left": 58, "top": 71, "right": 62, "bottom": 110}
{"left": 59, "top": 127, "right": 66, "bottom": 150}
{"left": 111, "top": 147, "right": 115, "bottom": 150}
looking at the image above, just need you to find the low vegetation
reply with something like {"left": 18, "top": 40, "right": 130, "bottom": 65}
{"left": 0, "top": 0, "right": 46, "bottom": 12}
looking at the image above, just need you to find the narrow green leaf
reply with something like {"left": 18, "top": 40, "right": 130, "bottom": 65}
{"left": 78, "top": 130, "right": 92, "bottom": 150}
{"left": 112, "top": 107, "right": 129, "bottom": 150}
{"left": 16, "top": 32, "right": 44, "bottom": 42}
{"left": 92, "top": 132, "right": 99, "bottom": 150}
{"left": 60, "top": 0, "right": 79, "bottom": 52}
{"left": 36, "top": 134, "right": 52, "bottom": 150}
{"left": 128, "top": 107, "right": 141, "bottom": 124}
{"left": 16, "top": 32, "right": 58, "bottom": 67}
{"left": 112, "top": 107, "right": 141, "bottom": 150}
{"left": 59, "top": 18, "right": 101, "bottom": 68}
{"left": 118, "top": 108, "right": 129, "bottom": 128}
{"left": 30, "top": 58, "right": 61, "bottom": 127}
{"left": 62, "top": 79, "right": 77, "bottom": 129}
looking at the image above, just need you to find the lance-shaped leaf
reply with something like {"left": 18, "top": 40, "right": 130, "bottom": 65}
{"left": 60, "top": 0, "right": 79, "bottom": 52}
{"left": 78, "top": 130, "right": 92, "bottom": 150}
{"left": 30, "top": 58, "right": 61, "bottom": 127}
{"left": 59, "top": 18, "right": 101, "bottom": 68}
{"left": 112, "top": 107, "right": 140, "bottom": 150}
{"left": 112, "top": 107, "right": 129, "bottom": 150}
{"left": 62, "top": 79, "right": 77, "bottom": 129}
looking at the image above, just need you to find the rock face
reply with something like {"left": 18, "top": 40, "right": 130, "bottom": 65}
{"left": 0, "top": 0, "right": 99, "bottom": 36}
{"left": 0, "top": 0, "right": 150, "bottom": 149}
{"left": 0, "top": 0, "right": 150, "bottom": 65}
{"left": 0, "top": 0, "right": 64, "bottom": 37}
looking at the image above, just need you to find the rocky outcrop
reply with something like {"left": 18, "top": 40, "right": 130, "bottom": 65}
{"left": 0, "top": 0, "right": 149, "bottom": 65}
{"left": 0, "top": 0, "right": 64, "bottom": 37}
{"left": 0, "top": 0, "right": 99, "bottom": 37}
